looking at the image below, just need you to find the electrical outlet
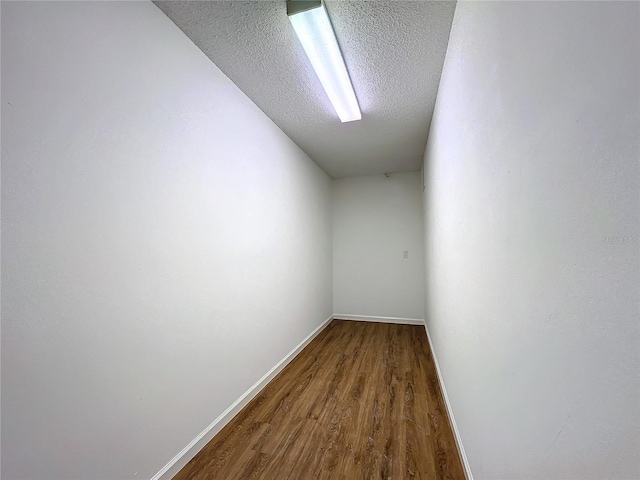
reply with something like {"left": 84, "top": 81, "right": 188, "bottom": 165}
{"left": 403, "top": 250, "right": 409, "bottom": 259}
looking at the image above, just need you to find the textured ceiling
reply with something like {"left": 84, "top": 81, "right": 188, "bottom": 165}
{"left": 154, "top": 0, "right": 456, "bottom": 178}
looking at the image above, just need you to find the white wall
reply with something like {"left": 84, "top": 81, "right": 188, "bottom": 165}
{"left": 333, "top": 172, "right": 425, "bottom": 320}
{"left": 422, "top": 2, "right": 640, "bottom": 479}
{"left": 0, "top": 2, "right": 332, "bottom": 479}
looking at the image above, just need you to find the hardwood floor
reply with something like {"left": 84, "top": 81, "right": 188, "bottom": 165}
{"left": 174, "top": 320, "right": 466, "bottom": 480}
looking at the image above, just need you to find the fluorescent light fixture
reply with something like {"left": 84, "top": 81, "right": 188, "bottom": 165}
{"left": 287, "top": 0, "right": 361, "bottom": 123}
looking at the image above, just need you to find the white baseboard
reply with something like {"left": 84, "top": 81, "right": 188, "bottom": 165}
{"left": 151, "top": 314, "right": 335, "bottom": 480}
{"left": 333, "top": 314, "right": 425, "bottom": 325}
{"left": 423, "top": 324, "right": 474, "bottom": 480}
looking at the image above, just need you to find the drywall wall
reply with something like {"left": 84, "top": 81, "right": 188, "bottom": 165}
{"left": 1, "top": 2, "right": 332, "bottom": 479}
{"left": 333, "top": 172, "right": 425, "bottom": 321}
{"left": 422, "top": 1, "right": 640, "bottom": 479}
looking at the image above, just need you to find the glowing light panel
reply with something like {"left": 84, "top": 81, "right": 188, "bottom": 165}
{"left": 289, "top": 3, "right": 361, "bottom": 122}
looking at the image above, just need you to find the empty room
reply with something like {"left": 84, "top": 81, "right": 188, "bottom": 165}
{"left": 1, "top": 1, "right": 638, "bottom": 479}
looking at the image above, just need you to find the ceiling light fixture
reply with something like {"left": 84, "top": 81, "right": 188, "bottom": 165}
{"left": 287, "top": 0, "right": 361, "bottom": 123}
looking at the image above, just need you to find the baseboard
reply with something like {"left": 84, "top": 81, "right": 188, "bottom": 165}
{"left": 151, "top": 314, "right": 335, "bottom": 480}
{"left": 423, "top": 324, "right": 474, "bottom": 480}
{"left": 333, "top": 314, "right": 425, "bottom": 325}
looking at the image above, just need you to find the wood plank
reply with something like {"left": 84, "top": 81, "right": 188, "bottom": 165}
{"left": 173, "top": 320, "right": 466, "bottom": 480}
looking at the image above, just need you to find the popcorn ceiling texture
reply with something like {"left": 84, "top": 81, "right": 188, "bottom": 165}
{"left": 154, "top": 1, "right": 456, "bottom": 178}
